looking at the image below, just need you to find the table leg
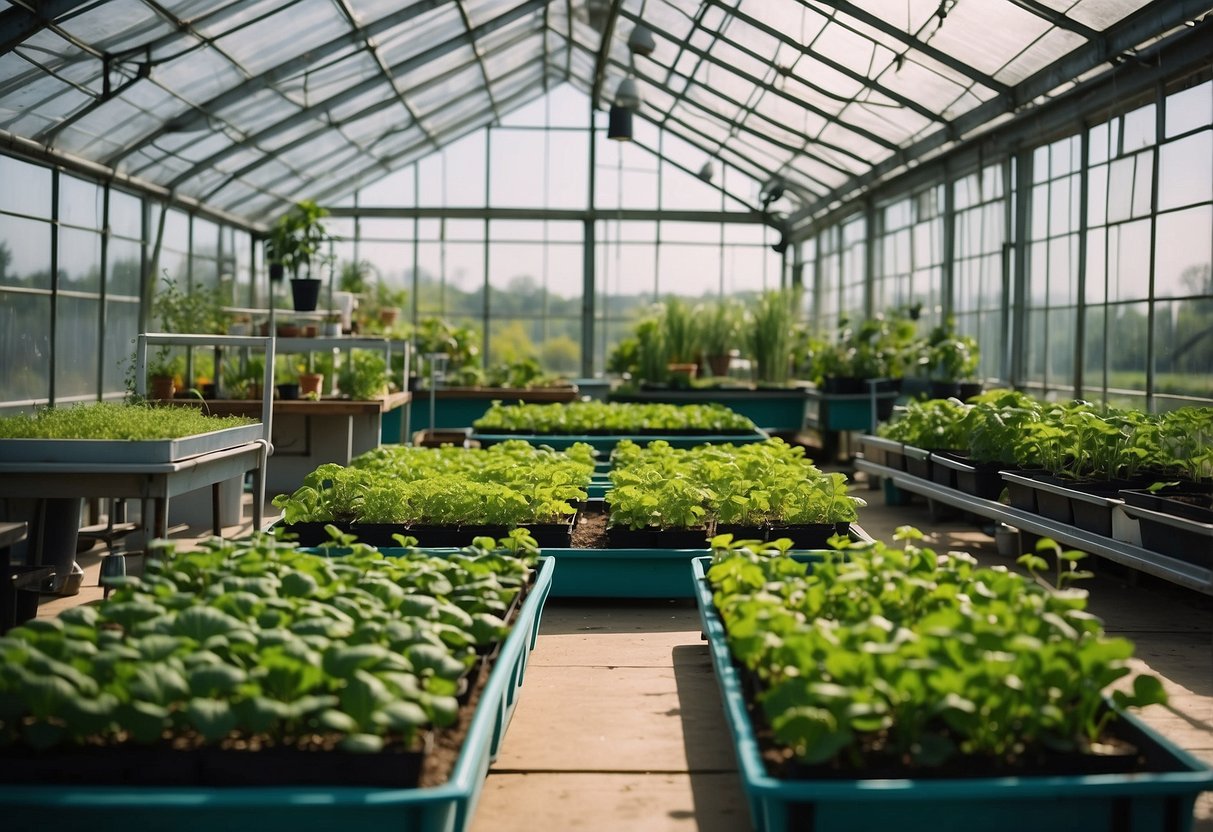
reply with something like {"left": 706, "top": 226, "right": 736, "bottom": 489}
{"left": 212, "top": 481, "right": 223, "bottom": 537}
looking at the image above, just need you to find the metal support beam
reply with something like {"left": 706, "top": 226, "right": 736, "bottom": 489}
{"left": 163, "top": 1, "right": 543, "bottom": 191}
{"left": 590, "top": 0, "right": 624, "bottom": 111}
{"left": 326, "top": 205, "right": 770, "bottom": 224}
{"left": 0, "top": 0, "right": 98, "bottom": 54}
{"left": 107, "top": 0, "right": 459, "bottom": 168}
{"left": 618, "top": 7, "right": 899, "bottom": 153}
{"left": 703, "top": 0, "right": 942, "bottom": 124}
{"left": 453, "top": 0, "right": 503, "bottom": 122}
{"left": 789, "top": 5, "right": 1213, "bottom": 229}
{"left": 795, "top": 0, "right": 1007, "bottom": 94}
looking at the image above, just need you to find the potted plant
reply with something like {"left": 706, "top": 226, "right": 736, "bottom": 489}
{"left": 746, "top": 291, "right": 795, "bottom": 386}
{"left": 921, "top": 317, "right": 981, "bottom": 399}
{"left": 661, "top": 298, "right": 699, "bottom": 389}
{"left": 337, "top": 350, "right": 389, "bottom": 400}
{"left": 267, "top": 200, "right": 330, "bottom": 312}
{"left": 700, "top": 300, "right": 740, "bottom": 379}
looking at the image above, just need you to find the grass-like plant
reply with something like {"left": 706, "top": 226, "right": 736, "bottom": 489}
{"left": 0, "top": 402, "right": 255, "bottom": 440}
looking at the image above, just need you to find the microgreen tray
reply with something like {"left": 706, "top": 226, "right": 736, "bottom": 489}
{"left": 0, "top": 556, "right": 554, "bottom": 832}
{"left": 690, "top": 556, "right": 1213, "bottom": 832}
{"left": 0, "top": 424, "right": 264, "bottom": 464}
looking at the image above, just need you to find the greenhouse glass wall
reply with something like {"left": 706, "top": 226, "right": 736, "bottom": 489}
{"left": 1, "top": 1, "right": 1211, "bottom": 411}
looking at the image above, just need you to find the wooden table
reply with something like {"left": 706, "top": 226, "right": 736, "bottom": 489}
{"left": 173, "top": 393, "right": 411, "bottom": 493}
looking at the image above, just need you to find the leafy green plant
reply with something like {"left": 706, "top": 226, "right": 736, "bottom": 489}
{"left": 878, "top": 396, "right": 971, "bottom": 449}
{"left": 266, "top": 199, "right": 330, "bottom": 280}
{"left": 337, "top": 350, "right": 389, "bottom": 400}
{"left": 273, "top": 442, "right": 595, "bottom": 527}
{"left": 705, "top": 529, "right": 1167, "bottom": 771}
{"left": 920, "top": 317, "right": 980, "bottom": 381}
{"left": 472, "top": 401, "right": 757, "bottom": 434}
{"left": 0, "top": 533, "right": 538, "bottom": 756}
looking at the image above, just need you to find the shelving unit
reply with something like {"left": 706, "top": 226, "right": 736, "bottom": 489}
{"left": 170, "top": 336, "right": 411, "bottom": 492}
{"left": 854, "top": 457, "right": 1213, "bottom": 595}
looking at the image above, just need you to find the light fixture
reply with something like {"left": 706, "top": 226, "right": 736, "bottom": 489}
{"left": 761, "top": 176, "right": 786, "bottom": 205}
{"left": 586, "top": 0, "right": 610, "bottom": 30}
{"left": 696, "top": 160, "right": 714, "bottom": 183}
{"left": 607, "top": 105, "right": 634, "bottom": 141}
{"left": 628, "top": 24, "right": 656, "bottom": 57}
{"left": 615, "top": 77, "right": 641, "bottom": 110}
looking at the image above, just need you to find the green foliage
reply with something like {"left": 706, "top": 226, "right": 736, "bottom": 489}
{"left": 337, "top": 350, "right": 389, "bottom": 400}
{"left": 816, "top": 309, "right": 921, "bottom": 381}
{"left": 0, "top": 402, "right": 254, "bottom": 440}
{"left": 877, "top": 396, "right": 971, "bottom": 450}
{"left": 700, "top": 299, "right": 741, "bottom": 360}
{"left": 0, "top": 534, "right": 536, "bottom": 752}
{"left": 266, "top": 199, "right": 330, "bottom": 279}
{"left": 472, "top": 401, "right": 757, "bottom": 434}
{"left": 605, "top": 439, "right": 864, "bottom": 530}
{"left": 153, "top": 274, "right": 231, "bottom": 336}
{"left": 273, "top": 441, "right": 595, "bottom": 526}
{"left": 746, "top": 291, "right": 796, "bottom": 385}
{"left": 414, "top": 317, "right": 483, "bottom": 386}
{"left": 706, "top": 533, "right": 1166, "bottom": 770}
{"left": 921, "top": 317, "right": 980, "bottom": 381}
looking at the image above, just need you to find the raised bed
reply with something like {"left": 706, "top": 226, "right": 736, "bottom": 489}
{"left": 470, "top": 429, "right": 769, "bottom": 453}
{"left": 691, "top": 555, "right": 1213, "bottom": 832}
{"left": 0, "top": 555, "right": 554, "bottom": 832}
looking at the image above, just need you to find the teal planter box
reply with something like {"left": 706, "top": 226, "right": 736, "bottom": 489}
{"left": 690, "top": 556, "right": 1213, "bottom": 832}
{"left": 547, "top": 547, "right": 706, "bottom": 598}
{"left": 0, "top": 557, "right": 554, "bottom": 832}
{"left": 471, "top": 429, "right": 769, "bottom": 454}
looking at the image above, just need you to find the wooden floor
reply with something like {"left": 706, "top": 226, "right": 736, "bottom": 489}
{"left": 36, "top": 486, "right": 1213, "bottom": 832}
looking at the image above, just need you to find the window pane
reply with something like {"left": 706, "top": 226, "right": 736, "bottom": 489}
{"left": 59, "top": 227, "right": 102, "bottom": 293}
{"left": 0, "top": 215, "right": 52, "bottom": 290}
{"left": 1155, "top": 205, "right": 1212, "bottom": 298}
{"left": 1154, "top": 298, "right": 1213, "bottom": 398}
{"left": 0, "top": 156, "right": 52, "bottom": 218}
{"left": 1158, "top": 131, "right": 1213, "bottom": 211}
{"left": 108, "top": 237, "right": 143, "bottom": 298}
{"left": 103, "top": 299, "right": 140, "bottom": 394}
{"left": 55, "top": 295, "right": 99, "bottom": 399}
{"left": 0, "top": 291, "right": 51, "bottom": 402}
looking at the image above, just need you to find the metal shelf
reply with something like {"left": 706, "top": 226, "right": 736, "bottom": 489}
{"left": 854, "top": 457, "right": 1213, "bottom": 595}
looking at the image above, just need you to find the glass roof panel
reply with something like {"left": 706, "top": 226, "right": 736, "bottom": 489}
{"left": 0, "top": 0, "right": 1186, "bottom": 224}
{"left": 55, "top": 0, "right": 176, "bottom": 51}
{"left": 214, "top": 0, "right": 350, "bottom": 75}
{"left": 377, "top": 5, "right": 467, "bottom": 66}
{"left": 414, "top": 72, "right": 487, "bottom": 118}
{"left": 925, "top": 2, "right": 1052, "bottom": 79}
{"left": 997, "top": 28, "right": 1087, "bottom": 86}
{"left": 1064, "top": 0, "right": 1153, "bottom": 29}
{"left": 153, "top": 47, "right": 245, "bottom": 105}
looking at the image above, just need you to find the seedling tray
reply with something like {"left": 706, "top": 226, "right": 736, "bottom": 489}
{"left": 0, "top": 424, "right": 263, "bottom": 464}
{"left": 0, "top": 556, "right": 554, "bottom": 832}
{"left": 690, "top": 556, "right": 1213, "bottom": 832}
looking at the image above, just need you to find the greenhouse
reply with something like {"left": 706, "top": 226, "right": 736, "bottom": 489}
{"left": 0, "top": 1, "right": 1211, "bottom": 830}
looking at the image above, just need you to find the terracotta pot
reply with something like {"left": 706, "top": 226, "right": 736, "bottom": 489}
{"left": 379, "top": 307, "right": 399, "bottom": 326}
{"left": 149, "top": 375, "right": 175, "bottom": 400}
{"left": 276, "top": 324, "right": 300, "bottom": 338}
{"left": 298, "top": 372, "right": 324, "bottom": 398}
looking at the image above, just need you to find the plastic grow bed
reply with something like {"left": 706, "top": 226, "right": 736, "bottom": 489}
{"left": 690, "top": 556, "right": 1213, "bottom": 832}
{"left": 0, "top": 556, "right": 554, "bottom": 832}
{"left": 545, "top": 524, "right": 866, "bottom": 599}
{"left": 0, "top": 423, "right": 264, "bottom": 464}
